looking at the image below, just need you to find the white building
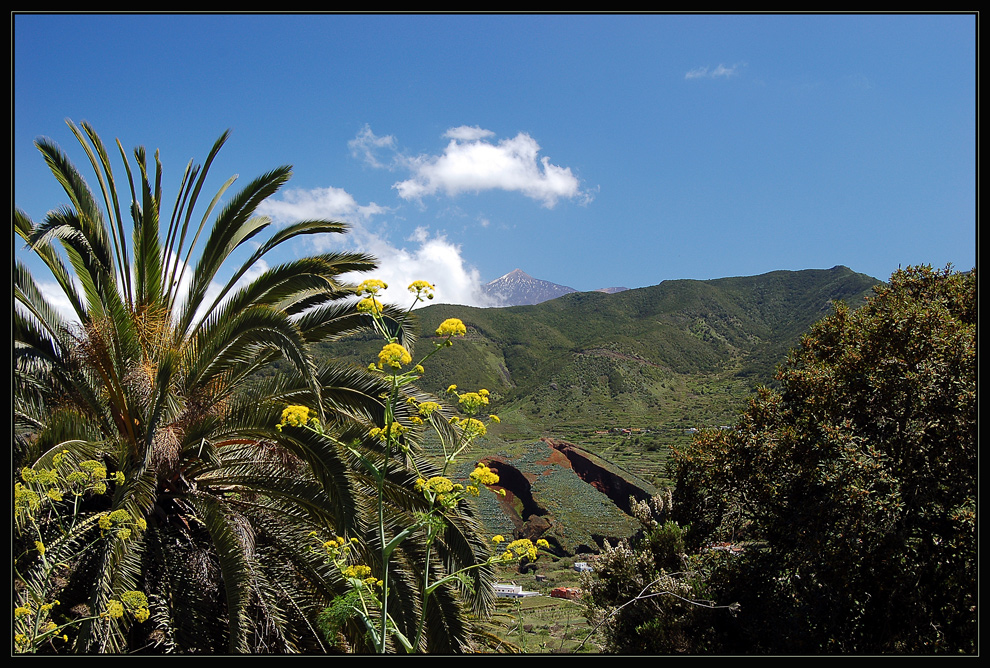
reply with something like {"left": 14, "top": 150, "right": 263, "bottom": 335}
{"left": 493, "top": 583, "right": 539, "bottom": 598}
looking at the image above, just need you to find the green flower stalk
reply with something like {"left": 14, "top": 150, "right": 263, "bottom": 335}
{"left": 278, "top": 279, "right": 550, "bottom": 653}
{"left": 13, "top": 454, "right": 148, "bottom": 654}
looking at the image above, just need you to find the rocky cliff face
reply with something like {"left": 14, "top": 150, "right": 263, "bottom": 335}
{"left": 477, "top": 438, "right": 656, "bottom": 555}
{"left": 544, "top": 439, "right": 654, "bottom": 516}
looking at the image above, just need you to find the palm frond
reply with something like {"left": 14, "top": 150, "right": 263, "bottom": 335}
{"left": 185, "top": 492, "right": 255, "bottom": 653}
{"left": 15, "top": 122, "right": 492, "bottom": 654}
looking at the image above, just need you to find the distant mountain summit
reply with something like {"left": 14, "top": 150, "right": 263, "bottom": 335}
{"left": 483, "top": 269, "right": 629, "bottom": 306}
{"left": 483, "top": 269, "right": 576, "bottom": 306}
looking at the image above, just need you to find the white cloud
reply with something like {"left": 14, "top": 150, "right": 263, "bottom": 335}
{"left": 442, "top": 125, "right": 495, "bottom": 142}
{"left": 29, "top": 278, "right": 80, "bottom": 324}
{"left": 345, "top": 225, "right": 493, "bottom": 308}
{"left": 258, "top": 186, "right": 387, "bottom": 223}
{"left": 685, "top": 63, "right": 744, "bottom": 80}
{"left": 257, "top": 186, "right": 495, "bottom": 308}
{"left": 392, "top": 126, "right": 590, "bottom": 208}
{"left": 348, "top": 124, "right": 397, "bottom": 168}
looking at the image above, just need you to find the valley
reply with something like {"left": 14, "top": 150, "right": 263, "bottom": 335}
{"left": 310, "top": 265, "right": 882, "bottom": 554}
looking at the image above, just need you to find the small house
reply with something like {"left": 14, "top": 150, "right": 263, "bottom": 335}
{"left": 494, "top": 583, "right": 538, "bottom": 598}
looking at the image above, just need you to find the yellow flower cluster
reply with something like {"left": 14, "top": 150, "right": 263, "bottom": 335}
{"left": 14, "top": 483, "right": 40, "bottom": 517}
{"left": 369, "top": 422, "right": 408, "bottom": 442}
{"left": 318, "top": 534, "right": 361, "bottom": 562}
{"left": 416, "top": 401, "right": 442, "bottom": 417}
{"left": 103, "top": 600, "right": 124, "bottom": 619}
{"left": 415, "top": 474, "right": 476, "bottom": 507}
{"left": 357, "top": 279, "right": 388, "bottom": 295}
{"left": 101, "top": 591, "right": 149, "bottom": 623}
{"left": 278, "top": 405, "right": 310, "bottom": 429}
{"left": 311, "top": 533, "right": 382, "bottom": 589}
{"left": 445, "top": 387, "right": 498, "bottom": 430}
{"left": 17, "top": 454, "right": 122, "bottom": 529}
{"left": 498, "top": 538, "right": 551, "bottom": 563}
{"left": 356, "top": 296, "right": 384, "bottom": 315}
{"left": 456, "top": 389, "right": 489, "bottom": 415}
{"left": 121, "top": 591, "right": 150, "bottom": 623}
{"left": 470, "top": 463, "right": 500, "bottom": 486}
{"left": 13, "top": 598, "right": 69, "bottom": 653}
{"left": 377, "top": 342, "right": 412, "bottom": 369}
{"left": 408, "top": 280, "right": 435, "bottom": 300}
{"left": 436, "top": 318, "right": 467, "bottom": 338}
{"left": 415, "top": 476, "right": 455, "bottom": 494}
{"left": 342, "top": 564, "right": 372, "bottom": 579}
{"left": 97, "top": 509, "right": 147, "bottom": 540}
{"left": 451, "top": 417, "right": 487, "bottom": 439}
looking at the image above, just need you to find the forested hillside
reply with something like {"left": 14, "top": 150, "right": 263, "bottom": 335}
{"left": 313, "top": 265, "right": 880, "bottom": 444}
{"left": 297, "top": 266, "right": 883, "bottom": 554}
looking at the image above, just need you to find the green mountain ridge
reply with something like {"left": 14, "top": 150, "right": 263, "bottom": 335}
{"left": 310, "top": 264, "right": 880, "bottom": 453}
{"left": 404, "top": 265, "right": 877, "bottom": 418}
{"left": 307, "top": 266, "right": 881, "bottom": 553}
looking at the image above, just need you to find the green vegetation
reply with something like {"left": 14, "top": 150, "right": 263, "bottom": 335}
{"left": 486, "top": 559, "right": 595, "bottom": 653}
{"left": 16, "top": 123, "right": 967, "bottom": 656}
{"left": 315, "top": 266, "right": 879, "bottom": 493}
{"left": 587, "top": 266, "right": 976, "bottom": 654}
{"left": 13, "top": 123, "right": 491, "bottom": 654}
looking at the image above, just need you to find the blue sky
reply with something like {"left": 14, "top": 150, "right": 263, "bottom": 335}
{"left": 14, "top": 13, "right": 976, "bottom": 308}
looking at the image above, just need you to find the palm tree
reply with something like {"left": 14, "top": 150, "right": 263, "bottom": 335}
{"left": 14, "top": 121, "right": 493, "bottom": 653}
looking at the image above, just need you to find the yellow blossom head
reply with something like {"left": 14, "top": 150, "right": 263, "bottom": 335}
{"left": 356, "top": 279, "right": 388, "bottom": 296}
{"left": 278, "top": 405, "right": 311, "bottom": 430}
{"left": 460, "top": 418, "right": 487, "bottom": 439}
{"left": 342, "top": 564, "right": 373, "bottom": 580}
{"left": 436, "top": 318, "right": 467, "bottom": 338}
{"left": 121, "top": 590, "right": 148, "bottom": 609}
{"left": 103, "top": 600, "right": 125, "bottom": 619}
{"left": 470, "top": 463, "right": 499, "bottom": 486}
{"left": 377, "top": 343, "right": 412, "bottom": 369}
{"left": 408, "top": 280, "right": 435, "bottom": 300}
{"left": 457, "top": 391, "right": 489, "bottom": 415}
{"left": 356, "top": 296, "right": 384, "bottom": 315}
{"left": 417, "top": 401, "right": 442, "bottom": 417}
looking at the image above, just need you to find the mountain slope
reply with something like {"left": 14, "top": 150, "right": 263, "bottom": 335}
{"left": 482, "top": 268, "right": 629, "bottom": 306}
{"left": 307, "top": 265, "right": 881, "bottom": 553}
{"left": 482, "top": 269, "right": 578, "bottom": 306}
{"left": 315, "top": 265, "right": 880, "bottom": 435}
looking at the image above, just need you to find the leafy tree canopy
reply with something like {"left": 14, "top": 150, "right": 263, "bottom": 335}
{"left": 589, "top": 265, "right": 976, "bottom": 654}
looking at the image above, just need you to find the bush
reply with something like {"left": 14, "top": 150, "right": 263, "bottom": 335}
{"left": 670, "top": 265, "right": 976, "bottom": 653}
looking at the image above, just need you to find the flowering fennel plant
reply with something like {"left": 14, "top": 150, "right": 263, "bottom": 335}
{"left": 278, "top": 279, "right": 548, "bottom": 653}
